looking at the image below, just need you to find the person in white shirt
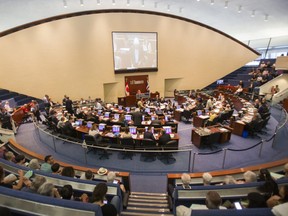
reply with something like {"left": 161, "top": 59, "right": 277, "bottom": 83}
{"left": 89, "top": 124, "right": 100, "bottom": 137}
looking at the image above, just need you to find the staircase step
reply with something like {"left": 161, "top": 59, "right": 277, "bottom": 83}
{"left": 121, "top": 211, "right": 173, "bottom": 216}
{"left": 129, "top": 195, "right": 167, "bottom": 200}
{"left": 127, "top": 206, "right": 170, "bottom": 212}
{"left": 131, "top": 192, "right": 167, "bottom": 197}
{"left": 128, "top": 198, "right": 168, "bottom": 203}
{"left": 128, "top": 202, "right": 169, "bottom": 208}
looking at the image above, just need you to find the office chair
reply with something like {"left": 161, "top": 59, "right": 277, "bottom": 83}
{"left": 202, "top": 132, "right": 221, "bottom": 151}
{"left": 119, "top": 137, "right": 135, "bottom": 160}
{"left": 182, "top": 110, "right": 192, "bottom": 124}
{"left": 159, "top": 140, "right": 177, "bottom": 164}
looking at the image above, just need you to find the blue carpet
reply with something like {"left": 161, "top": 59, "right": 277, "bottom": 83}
{"left": 14, "top": 105, "right": 288, "bottom": 192}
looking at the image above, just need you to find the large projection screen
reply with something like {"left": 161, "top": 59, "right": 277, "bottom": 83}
{"left": 112, "top": 32, "right": 158, "bottom": 73}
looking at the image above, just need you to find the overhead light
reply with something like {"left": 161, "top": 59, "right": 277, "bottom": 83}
{"left": 126, "top": 0, "right": 130, "bottom": 6}
{"left": 210, "top": 0, "right": 214, "bottom": 5}
{"left": 238, "top": 5, "right": 242, "bottom": 13}
{"left": 97, "top": 0, "right": 101, "bottom": 5}
{"left": 197, "top": 0, "right": 200, "bottom": 2}
{"left": 142, "top": 0, "right": 144, "bottom": 7}
{"left": 224, "top": 1, "right": 228, "bottom": 8}
{"left": 80, "top": 0, "right": 84, "bottom": 6}
{"left": 112, "top": 0, "right": 116, "bottom": 6}
{"left": 265, "top": 14, "right": 269, "bottom": 21}
{"left": 154, "top": 2, "right": 158, "bottom": 8}
{"left": 167, "top": 4, "right": 170, "bottom": 11}
{"left": 63, "top": 0, "right": 67, "bottom": 8}
{"left": 251, "top": 10, "right": 255, "bottom": 17}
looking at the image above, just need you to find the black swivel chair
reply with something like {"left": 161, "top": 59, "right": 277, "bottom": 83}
{"left": 119, "top": 138, "right": 135, "bottom": 160}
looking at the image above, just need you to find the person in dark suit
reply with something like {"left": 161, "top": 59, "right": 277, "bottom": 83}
{"left": 131, "top": 109, "right": 143, "bottom": 126}
{"left": 158, "top": 130, "right": 171, "bottom": 146}
{"left": 144, "top": 128, "right": 155, "bottom": 141}
{"left": 62, "top": 117, "right": 76, "bottom": 137}
{"left": 65, "top": 97, "right": 73, "bottom": 114}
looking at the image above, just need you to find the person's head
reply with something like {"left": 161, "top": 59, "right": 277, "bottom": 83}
{"left": 37, "top": 182, "right": 55, "bottom": 197}
{"left": 91, "top": 124, "right": 98, "bottom": 131}
{"left": 44, "top": 155, "right": 54, "bottom": 165}
{"left": 30, "top": 176, "right": 47, "bottom": 191}
{"left": 28, "top": 159, "right": 41, "bottom": 170}
{"left": 243, "top": 171, "right": 257, "bottom": 183}
{"left": 124, "top": 127, "right": 130, "bottom": 134}
{"left": 61, "top": 166, "right": 75, "bottom": 178}
{"left": 202, "top": 172, "right": 213, "bottom": 186}
{"left": 223, "top": 176, "right": 236, "bottom": 185}
{"left": 85, "top": 170, "right": 94, "bottom": 180}
{"left": 51, "top": 163, "right": 60, "bottom": 173}
{"left": 247, "top": 192, "right": 267, "bottom": 208}
{"left": 15, "top": 154, "right": 25, "bottom": 164}
{"left": 92, "top": 183, "right": 108, "bottom": 203}
{"left": 107, "top": 172, "right": 116, "bottom": 183}
{"left": 60, "top": 185, "right": 74, "bottom": 200}
{"left": 284, "top": 163, "right": 288, "bottom": 177}
{"left": 205, "top": 191, "right": 222, "bottom": 209}
{"left": 258, "top": 168, "right": 272, "bottom": 181}
{"left": 181, "top": 173, "right": 191, "bottom": 188}
{"left": 4, "top": 151, "right": 14, "bottom": 161}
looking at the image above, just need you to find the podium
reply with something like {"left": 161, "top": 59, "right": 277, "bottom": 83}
{"left": 118, "top": 95, "right": 136, "bottom": 107}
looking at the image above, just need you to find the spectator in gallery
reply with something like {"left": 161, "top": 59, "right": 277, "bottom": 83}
{"left": 176, "top": 191, "right": 226, "bottom": 216}
{"left": 40, "top": 155, "right": 54, "bottom": 173}
{"left": 28, "top": 158, "right": 41, "bottom": 170}
{"left": 237, "top": 171, "right": 257, "bottom": 184}
{"left": 80, "top": 170, "right": 94, "bottom": 181}
{"left": 51, "top": 163, "right": 61, "bottom": 175}
{"left": 181, "top": 173, "right": 191, "bottom": 189}
{"left": 267, "top": 185, "right": 288, "bottom": 208}
{"left": 0, "top": 165, "right": 24, "bottom": 190}
{"left": 37, "top": 182, "right": 61, "bottom": 198}
{"left": 21, "top": 176, "right": 47, "bottom": 194}
{"left": 107, "top": 171, "right": 126, "bottom": 193}
{"left": 4, "top": 151, "right": 15, "bottom": 162}
{"left": 14, "top": 154, "right": 26, "bottom": 166}
{"left": 61, "top": 166, "right": 76, "bottom": 178}
{"left": 202, "top": 172, "right": 213, "bottom": 186}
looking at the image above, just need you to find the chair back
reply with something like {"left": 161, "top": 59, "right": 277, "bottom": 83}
{"left": 84, "top": 134, "right": 97, "bottom": 145}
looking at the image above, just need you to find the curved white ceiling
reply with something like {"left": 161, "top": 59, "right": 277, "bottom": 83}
{"left": 0, "top": 0, "right": 288, "bottom": 43}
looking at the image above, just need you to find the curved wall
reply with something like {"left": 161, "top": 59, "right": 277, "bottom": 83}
{"left": 0, "top": 10, "right": 258, "bottom": 102}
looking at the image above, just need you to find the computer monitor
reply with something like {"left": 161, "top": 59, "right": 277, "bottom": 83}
{"left": 125, "top": 115, "right": 132, "bottom": 121}
{"left": 163, "top": 126, "right": 172, "bottom": 134}
{"left": 151, "top": 115, "right": 156, "bottom": 121}
{"left": 165, "top": 115, "right": 171, "bottom": 121}
{"left": 98, "top": 110, "right": 102, "bottom": 115}
{"left": 98, "top": 123, "right": 106, "bottom": 131}
{"left": 216, "top": 79, "right": 224, "bottom": 85}
{"left": 126, "top": 107, "right": 130, "bottom": 112}
{"left": 145, "top": 108, "right": 150, "bottom": 113}
{"left": 75, "top": 121, "right": 80, "bottom": 126}
{"left": 177, "top": 105, "right": 181, "bottom": 109}
{"left": 118, "top": 105, "right": 122, "bottom": 110}
{"left": 129, "top": 126, "right": 137, "bottom": 134}
{"left": 104, "top": 112, "right": 110, "bottom": 118}
{"left": 86, "top": 121, "right": 93, "bottom": 128}
{"left": 114, "top": 113, "right": 120, "bottom": 120}
{"left": 197, "top": 110, "right": 202, "bottom": 116}
{"left": 112, "top": 125, "right": 120, "bottom": 134}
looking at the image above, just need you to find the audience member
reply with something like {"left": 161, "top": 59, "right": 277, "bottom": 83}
{"left": 28, "top": 158, "right": 41, "bottom": 170}
{"left": 61, "top": 166, "right": 75, "bottom": 178}
{"left": 40, "top": 155, "right": 54, "bottom": 173}
{"left": 246, "top": 192, "right": 267, "bottom": 208}
{"left": 80, "top": 170, "right": 94, "bottom": 180}
{"left": 267, "top": 185, "right": 288, "bottom": 208}
{"left": 37, "top": 182, "right": 61, "bottom": 198}
{"left": 258, "top": 168, "right": 279, "bottom": 198}
{"left": 222, "top": 175, "right": 237, "bottom": 185}
{"left": 4, "top": 151, "right": 15, "bottom": 162}
{"left": 181, "top": 173, "right": 191, "bottom": 189}
{"left": 14, "top": 154, "right": 26, "bottom": 166}
{"left": 237, "top": 170, "right": 257, "bottom": 184}
{"left": 202, "top": 172, "right": 213, "bottom": 186}
{"left": 92, "top": 183, "right": 117, "bottom": 216}
{"left": 51, "top": 163, "right": 61, "bottom": 174}
{"left": 107, "top": 171, "right": 126, "bottom": 193}
{"left": 21, "top": 176, "right": 46, "bottom": 194}
{"left": 0, "top": 165, "right": 24, "bottom": 190}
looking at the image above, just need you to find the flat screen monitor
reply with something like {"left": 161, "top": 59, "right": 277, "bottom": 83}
{"left": 216, "top": 79, "right": 224, "bottom": 85}
{"left": 114, "top": 113, "right": 120, "bottom": 120}
{"left": 125, "top": 115, "right": 132, "bottom": 121}
{"left": 87, "top": 121, "right": 93, "bottom": 128}
{"left": 151, "top": 115, "right": 156, "bottom": 121}
{"left": 99, "top": 123, "right": 106, "bottom": 131}
{"left": 112, "top": 32, "right": 158, "bottom": 73}
{"left": 129, "top": 126, "right": 137, "bottom": 134}
{"left": 165, "top": 115, "right": 171, "bottom": 121}
{"left": 177, "top": 105, "right": 181, "bottom": 109}
{"left": 126, "top": 107, "right": 130, "bottom": 112}
{"left": 197, "top": 110, "right": 203, "bottom": 116}
{"left": 104, "top": 112, "right": 110, "bottom": 118}
{"left": 112, "top": 125, "right": 120, "bottom": 134}
{"left": 118, "top": 105, "right": 122, "bottom": 110}
{"left": 163, "top": 126, "right": 172, "bottom": 134}
{"left": 145, "top": 108, "right": 150, "bottom": 113}
{"left": 75, "top": 121, "right": 80, "bottom": 126}
{"left": 98, "top": 110, "right": 102, "bottom": 115}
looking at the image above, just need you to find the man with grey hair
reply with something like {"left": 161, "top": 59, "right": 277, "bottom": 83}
{"left": 243, "top": 170, "right": 257, "bottom": 183}
{"left": 37, "top": 182, "right": 60, "bottom": 198}
{"left": 181, "top": 173, "right": 191, "bottom": 189}
{"left": 202, "top": 172, "right": 213, "bottom": 186}
{"left": 22, "top": 176, "right": 46, "bottom": 193}
{"left": 107, "top": 171, "right": 126, "bottom": 193}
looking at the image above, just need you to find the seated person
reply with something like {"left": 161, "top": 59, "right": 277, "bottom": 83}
{"left": 21, "top": 176, "right": 47, "bottom": 194}
{"left": 107, "top": 171, "right": 126, "bottom": 193}
{"left": 120, "top": 127, "right": 132, "bottom": 138}
{"left": 143, "top": 127, "right": 156, "bottom": 141}
{"left": 202, "top": 172, "right": 213, "bottom": 186}
{"left": 237, "top": 170, "right": 257, "bottom": 184}
{"left": 206, "top": 110, "right": 218, "bottom": 125}
{"left": 91, "top": 183, "right": 117, "bottom": 216}
{"left": 40, "top": 155, "right": 55, "bottom": 173}
{"left": 267, "top": 185, "right": 288, "bottom": 208}
{"left": 176, "top": 191, "right": 226, "bottom": 216}
{"left": 80, "top": 170, "right": 94, "bottom": 180}
{"left": 158, "top": 130, "right": 171, "bottom": 146}
{"left": 62, "top": 117, "right": 77, "bottom": 137}
{"left": 0, "top": 165, "right": 24, "bottom": 190}
{"left": 37, "top": 182, "right": 61, "bottom": 198}
{"left": 234, "top": 85, "right": 243, "bottom": 95}
{"left": 89, "top": 124, "right": 100, "bottom": 137}
{"left": 181, "top": 173, "right": 191, "bottom": 189}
